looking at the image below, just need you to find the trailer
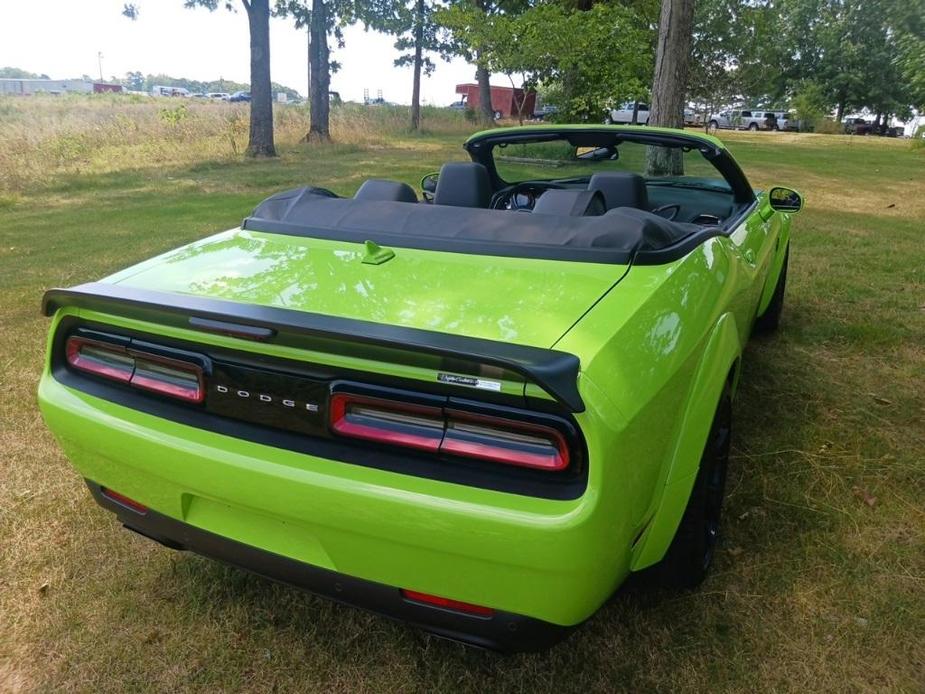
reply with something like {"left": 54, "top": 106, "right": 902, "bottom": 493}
{"left": 455, "top": 83, "right": 537, "bottom": 120}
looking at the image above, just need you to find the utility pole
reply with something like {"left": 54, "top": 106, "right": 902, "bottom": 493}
{"left": 97, "top": 52, "right": 104, "bottom": 81}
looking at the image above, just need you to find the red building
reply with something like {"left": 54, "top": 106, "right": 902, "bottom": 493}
{"left": 93, "top": 82, "right": 124, "bottom": 94}
{"left": 455, "top": 83, "right": 536, "bottom": 119}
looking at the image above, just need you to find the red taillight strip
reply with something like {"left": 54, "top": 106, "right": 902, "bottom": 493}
{"left": 400, "top": 589, "right": 494, "bottom": 618}
{"left": 65, "top": 337, "right": 134, "bottom": 382}
{"left": 65, "top": 335, "right": 204, "bottom": 404}
{"left": 329, "top": 392, "right": 444, "bottom": 452}
{"left": 329, "top": 392, "right": 572, "bottom": 471}
{"left": 128, "top": 352, "right": 204, "bottom": 404}
{"left": 442, "top": 410, "right": 570, "bottom": 471}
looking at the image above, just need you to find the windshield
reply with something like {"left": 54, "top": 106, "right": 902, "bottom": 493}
{"left": 491, "top": 138, "right": 729, "bottom": 191}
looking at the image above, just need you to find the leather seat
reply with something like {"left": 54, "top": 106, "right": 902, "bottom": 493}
{"left": 354, "top": 179, "right": 418, "bottom": 203}
{"left": 531, "top": 189, "right": 606, "bottom": 216}
{"left": 433, "top": 162, "right": 491, "bottom": 208}
{"left": 588, "top": 172, "right": 649, "bottom": 211}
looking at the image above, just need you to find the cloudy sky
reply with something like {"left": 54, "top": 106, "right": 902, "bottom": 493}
{"left": 0, "top": 0, "right": 483, "bottom": 104}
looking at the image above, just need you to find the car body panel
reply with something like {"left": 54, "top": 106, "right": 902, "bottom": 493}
{"left": 104, "top": 229, "right": 627, "bottom": 350}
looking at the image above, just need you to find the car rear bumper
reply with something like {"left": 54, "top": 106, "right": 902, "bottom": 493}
{"left": 85, "top": 480, "right": 570, "bottom": 652}
{"left": 39, "top": 374, "right": 627, "bottom": 636}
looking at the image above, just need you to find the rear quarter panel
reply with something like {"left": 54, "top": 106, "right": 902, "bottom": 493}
{"left": 556, "top": 213, "right": 778, "bottom": 569}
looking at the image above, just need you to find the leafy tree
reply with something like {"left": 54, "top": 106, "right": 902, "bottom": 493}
{"left": 436, "top": 0, "right": 532, "bottom": 125}
{"left": 123, "top": 1, "right": 276, "bottom": 157}
{"left": 0, "top": 67, "right": 50, "bottom": 79}
{"left": 380, "top": 0, "right": 454, "bottom": 130}
{"left": 277, "top": 0, "right": 370, "bottom": 141}
{"left": 438, "top": 0, "right": 651, "bottom": 123}
{"left": 124, "top": 71, "right": 145, "bottom": 91}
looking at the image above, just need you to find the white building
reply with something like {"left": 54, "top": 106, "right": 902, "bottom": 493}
{"left": 0, "top": 78, "right": 93, "bottom": 95}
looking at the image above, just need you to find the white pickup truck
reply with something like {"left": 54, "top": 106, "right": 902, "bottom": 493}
{"left": 606, "top": 102, "right": 698, "bottom": 126}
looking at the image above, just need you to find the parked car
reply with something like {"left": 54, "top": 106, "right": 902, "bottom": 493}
{"left": 228, "top": 91, "right": 251, "bottom": 102}
{"left": 206, "top": 92, "right": 230, "bottom": 101}
{"left": 532, "top": 104, "right": 558, "bottom": 121}
{"left": 39, "top": 124, "right": 801, "bottom": 653}
{"left": 447, "top": 99, "right": 467, "bottom": 111}
{"left": 606, "top": 102, "right": 649, "bottom": 124}
{"left": 708, "top": 109, "right": 793, "bottom": 132}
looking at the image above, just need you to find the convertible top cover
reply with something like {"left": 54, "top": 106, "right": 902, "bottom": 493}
{"left": 242, "top": 187, "right": 704, "bottom": 264}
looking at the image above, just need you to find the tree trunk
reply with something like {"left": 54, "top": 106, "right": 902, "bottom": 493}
{"left": 306, "top": 26, "right": 312, "bottom": 104}
{"left": 410, "top": 0, "right": 424, "bottom": 131}
{"left": 476, "top": 64, "right": 494, "bottom": 125}
{"left": 308, "top": 0, "right": 331, "bottom": 141}
{"left": 835, "top": 97, "right": 845, "bottom": 122}
{"left": 245, "top": 0, "right": 276, "bottom": 157}
{"left": 646, "top": 0, "right": 695, "bottom": 176}
{"left": 631, "top": 100, "right": 640, "bottom": 125}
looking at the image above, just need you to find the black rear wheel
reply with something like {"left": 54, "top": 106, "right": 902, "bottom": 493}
{"left": 650, "top": 388, "right": 731, "bottom": 588}
{"left": 753, "top": 247, "right": 789, "bottom": 335}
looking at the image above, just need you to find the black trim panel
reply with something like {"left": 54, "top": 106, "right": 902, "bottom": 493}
{"left": 42, "top": 282, "right": 585, "bottom": 412}
{"left": 86, "top": 480, "right": 572, "bottom": 653}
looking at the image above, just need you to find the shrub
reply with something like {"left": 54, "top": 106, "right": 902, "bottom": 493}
{"left": 814, "top": 119, "right": 844, "bottom": 135}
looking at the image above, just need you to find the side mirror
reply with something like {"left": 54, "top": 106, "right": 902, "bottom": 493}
{"left": 768, "top": 186, "right": 803, "bottom": 213}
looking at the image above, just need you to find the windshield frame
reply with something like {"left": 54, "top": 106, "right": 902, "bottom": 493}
{"left": 464, "top": 126, "right": 755, "bottom": 205}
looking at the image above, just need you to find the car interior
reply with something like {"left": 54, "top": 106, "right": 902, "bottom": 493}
{"left": 245, "top": 132, "right": 756, "bottom": 263}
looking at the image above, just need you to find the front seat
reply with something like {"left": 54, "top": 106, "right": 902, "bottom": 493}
{"left": 433, "top": 162, "right": 491, "bottom": 208}
{"left": 354, "top": 178, "right": 418, "bottom": 203}
{"left": 588, "top": 172, "right": 649, "bottom": 211}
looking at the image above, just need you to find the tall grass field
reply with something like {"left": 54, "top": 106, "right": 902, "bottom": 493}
{"left": 0, "top": 95, "right": 923, "bottom": 693}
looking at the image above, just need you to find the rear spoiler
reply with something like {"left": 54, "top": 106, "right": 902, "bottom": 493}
{"left": 42, "top": 283, "right": 585, "bottom": 412}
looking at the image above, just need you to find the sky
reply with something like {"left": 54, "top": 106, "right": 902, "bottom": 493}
{"left": 0, "top": 0, "right": 482, "bottom": 105}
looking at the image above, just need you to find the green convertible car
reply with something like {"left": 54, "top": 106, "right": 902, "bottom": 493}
{"left": 39, "top": 125, "right": 802, "bottom": 651}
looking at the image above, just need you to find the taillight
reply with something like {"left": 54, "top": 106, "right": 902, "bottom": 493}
{"left": 130, "top": 354, "right": 203, "bottom": 403}
{"left": 329, "top": 392, "right": 572, "bottom": 471}
{"left": 65, "top": 335, "right": 204, "bottom": 403}
{"left": 400, "top": 589, "right": 494, "bottom": 617}
{"left": 442, "top": 410, "right": 569, "bottom": 471}
{"left": 66, "top": 337, "right": 134, "bottom": 382}
{"left": 329, "top": 393, "right": 444, "bottom": 452}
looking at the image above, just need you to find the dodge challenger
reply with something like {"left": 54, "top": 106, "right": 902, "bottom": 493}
{"left": 38, "top": 125, "right": 802, "bottom": 651}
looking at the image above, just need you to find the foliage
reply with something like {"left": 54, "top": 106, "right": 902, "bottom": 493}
{"left": 689, "top": 0, "right": 924, "bottom": 122}
{"left": 438, "top": 1, "right": 652, "bottom": 122}
{"left": 0, "top": 66, "right": 50, "bottom": 79}
{"left": 789, "top": 81, "right": 830, "bottom": 131}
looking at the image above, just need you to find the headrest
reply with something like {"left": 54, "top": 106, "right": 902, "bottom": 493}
{"left": 588, "top": 172, "right": 649, "bottom": 210}
{"left": 433, "top": 162, "right": 491, "bottom": 208}
{"left": 531, "top": 189, "right": 606, "bottom": 216}
{"left": 354, "top": 179, "right": 418, "bottom": 203}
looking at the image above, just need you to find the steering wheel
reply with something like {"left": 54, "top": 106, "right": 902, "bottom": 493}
{"left": 490, "top": 181, "right": 567, "bottom": 211}
{"left": 651, "top": 203, "right": 681, "bottom": 221}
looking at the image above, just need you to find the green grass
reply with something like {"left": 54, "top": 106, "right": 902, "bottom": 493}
{"left": 0, "top": 120, "right": 923, "bottom": 693}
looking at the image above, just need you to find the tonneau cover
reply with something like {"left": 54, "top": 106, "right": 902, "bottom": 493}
{"left": 242, "top": 187, "right": 699, "bottom": 263}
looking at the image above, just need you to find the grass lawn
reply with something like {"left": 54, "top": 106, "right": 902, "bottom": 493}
{"left": 0, "top": 118, "right": 923, "bottom": 692}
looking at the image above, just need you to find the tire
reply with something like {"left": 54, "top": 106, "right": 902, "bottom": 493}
{"left": 753, "top": 247, "right": 789, "bottom": 335}
{"left": 748, "top": 122, "right": 759, "bottom": 131}
{"left": 707, "top": 120, "right": 719, "bottom": 134}
{"left": 493, "top": 110, "right": 502, "bottom": 121}
{"left": 604, "top": 115, "right": 614, "bottom": 125}
{"left": 652, "top": 388, "right": 732, "bottom": 588}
